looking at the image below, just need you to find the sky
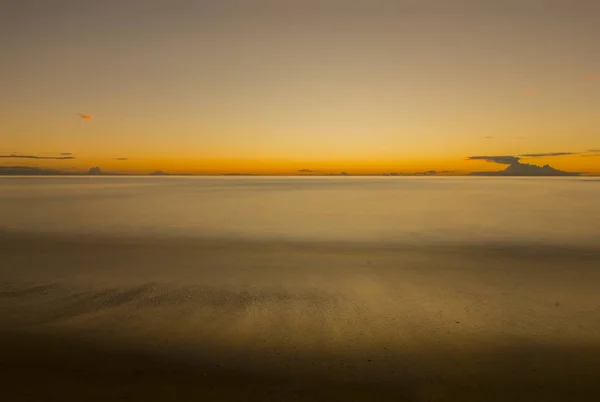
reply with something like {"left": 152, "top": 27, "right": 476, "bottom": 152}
{"left": 1, "top": 0, "right": 599, "bottom": 175}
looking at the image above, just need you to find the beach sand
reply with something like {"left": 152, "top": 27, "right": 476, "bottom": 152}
{"left": 2, "top": 233, "right": 600, "bottom": 401}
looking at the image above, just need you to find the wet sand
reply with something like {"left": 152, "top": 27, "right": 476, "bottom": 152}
{"left": 2, "top": 233, "right": 600, "bottom": 401}
{"left": 2, "top": 331, "right": 599, "bottom": 401}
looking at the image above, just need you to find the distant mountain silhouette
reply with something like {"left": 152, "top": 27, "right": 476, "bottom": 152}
{"left": 471, "top": 162, "right": 580, "bottom": 176}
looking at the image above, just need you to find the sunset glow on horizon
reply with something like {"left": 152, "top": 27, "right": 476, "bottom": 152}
{"left": 2, "top": 0, "right": 599, "bottom": 175}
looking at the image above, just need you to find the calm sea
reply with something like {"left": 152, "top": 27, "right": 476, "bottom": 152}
{"left": 1, "top": 176, "right": 599, "bottom": 245}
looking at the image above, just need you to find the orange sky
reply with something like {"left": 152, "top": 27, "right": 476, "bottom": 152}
{"left": 1, "top": 1, "right": 599, "bottom": 175}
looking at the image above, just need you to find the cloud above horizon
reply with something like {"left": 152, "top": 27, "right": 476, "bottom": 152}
{"left": 467, "top": 151, "right": 580, "bottom": 165}
{"left": 467, "top": 156, "right": 521, "bottom": 165}
{"left": 79, "top": 113, "right": 93, "bottom": 120}
{"left": 113, "top": 158, "right": 129, "bottom": 161}
{"left": 520, "top": 152, "right": 575, "bottom": 157}
{"left": 0, "top": 154, "right": 75, "bottom": 160}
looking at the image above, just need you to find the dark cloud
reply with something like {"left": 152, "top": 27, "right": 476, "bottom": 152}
{"left": 113, "top": 158, "right": 129, "bottom": 161}
{"left": 484, "top": 136, "right": 493, "bottom": 139}
{"left": 298, "top": 169, "right": 318, "bottom": 173}
{"left": 0, "top": 154, "right": 75, "bottom": 160}
{"left": 521, "top": 152, "right": 574, "bottom": 157}
{"left": 61, "top": 153, "right": 73, "bottom": 156}
{"left": 467, "top": 156, "right": 521, "bottom": 165}
{"left": 79, "top": 113, "right": 93, "bottom": 120}
{"left": 0, "top": 166, "right": 64, "bottom": 175}
{"left": 468, "top": 152, "right": 577, "bottom": 165}
{"left": 467, "top": 152, "right": 581, "bottom": 176}
{"left": 88, "top": 167, "right": 103, "bottom": 175}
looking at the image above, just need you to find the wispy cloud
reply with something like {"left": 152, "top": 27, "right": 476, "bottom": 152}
{"left": 466, "top": 156, "right": 521, "bottom": 165}
{"left": 42, "top": 152, "right": 73, "bottom": 156}
{"left": 0, "top": 154, "right": 75, "bottom": 160}
{"left": 298, "top": 169, "right": 317, "bottom": 173}
{"left": 521, "top": 152, "right": 575, "bottom": 157}
{"left": 581, "top": 150, "right": 600, "bottom": 157}
{"left": 79, "top": 113, "right": 93, "bottom": 120}
{"left": 468, "top": 151, "right": 578, "bottom": 164}
{"left": 113, "top": 158, "right": 129, "bottom": 161}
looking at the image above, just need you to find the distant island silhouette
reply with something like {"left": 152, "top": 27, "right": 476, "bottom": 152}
{"left": 471, "top": 162, "right": 580, "bottom": 176}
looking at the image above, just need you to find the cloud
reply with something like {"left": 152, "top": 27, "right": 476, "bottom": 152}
{"left": 484, "top": 136, "right": 493, "bottom": 139}
{"left": 88, "top": 167, "right": 103, "bottom": 175}
{"left": 467, "top": 152, "right": 581, "bottom": 176}
{"left": 0, "top": 166, "right": 64, "bottom": 175}
{"left": 113, "top": 158, "right": 129, "bottom": 161}
{"left": 42, "top": 152, "right": 73, "bottom": 156}
{"left": 467, "top": 156, "right": 521, "bottom": 165}
{"left": 520, "top": 152, "right": 575, "bottom": 157}
{"left": 583, "top": 75, "right": 600, "bottom": 80}
{"left": 0, "top": 154, "right": 75, "bottom": 160}
{"left": 588, "top": 149, "right": 600, "bottom": 153}
{"left": 468, "top": 152, "right": 578, "bottom": 165}
{"left": 149, "top": 170, "right": 168, "bottom": 176}
{"left": 298, "top": 169, "right": 317, "bottom": 173}
{"left": 79, "top": 113, "right": 93, "bottom": 120}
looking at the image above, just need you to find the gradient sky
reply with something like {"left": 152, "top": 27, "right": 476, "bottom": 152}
{"left": 1, "top": 0, "right": 599, "bottom": 174}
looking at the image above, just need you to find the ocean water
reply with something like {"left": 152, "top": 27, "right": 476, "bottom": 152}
{"left": 1, "top": 176, "right": 600, "bottom": 399}
{"left": 1, "top": 176, "right": 600, "bottom": 244}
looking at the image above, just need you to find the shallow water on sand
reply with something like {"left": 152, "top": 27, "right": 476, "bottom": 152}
{"left": 1, "top": 177, "right": 599, "bottom": 400}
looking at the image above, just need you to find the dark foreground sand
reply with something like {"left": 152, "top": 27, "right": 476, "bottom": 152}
{"left": 2, "top": 233, "right": 600, "bottom": 401}
{"left": 2, "top": 330, "right": 600, "bottom": 401}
